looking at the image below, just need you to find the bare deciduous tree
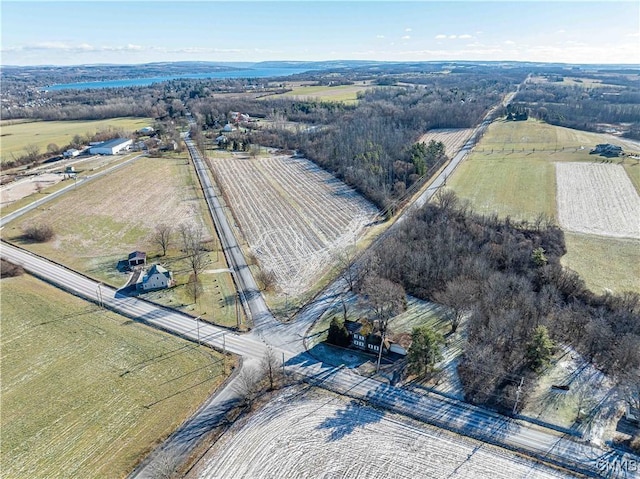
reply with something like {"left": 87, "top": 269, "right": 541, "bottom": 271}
{"left": 261, "top": 347, "right": 282, "bottom": 391}
{"left": 433, "top": 279, "right": 476, "bottom": 333}
{"left": 153, "top": 224, "right": 173, "bottom": 256}
{"left": 185, "top": 273, "right": 203, "bottom": 305}
{"left": 360, "top": 273, "right": 406, "bottom": 372}
{"left": 179, "top": 223, "right": 210, "bottom": 279}
{"left": 233, "top": 366, "right": 262, "bottom": 407}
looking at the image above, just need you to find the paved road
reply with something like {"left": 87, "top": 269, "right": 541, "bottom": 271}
{"left": 0, "top": 154, "right": 145, "bottom": 228}
{"left": 184, "top": 136, "right": 271, "bottom": 328}
{"left": 3, "top": 93, "right": 639, "bottom": 478}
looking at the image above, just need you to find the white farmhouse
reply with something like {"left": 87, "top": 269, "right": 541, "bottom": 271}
{"left": 89, "top": 138, "right": 133, "bottom": 155}
{"left": 136, "top": 264, "right": 175, "bottom": 292}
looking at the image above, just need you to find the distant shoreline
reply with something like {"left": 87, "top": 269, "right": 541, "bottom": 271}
{"left": 42, "top": 67, "right": 312, "bottom": 91}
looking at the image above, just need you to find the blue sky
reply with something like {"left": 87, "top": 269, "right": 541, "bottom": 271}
{"left": 1, "top": 1, "right": 638, "bottom": 65}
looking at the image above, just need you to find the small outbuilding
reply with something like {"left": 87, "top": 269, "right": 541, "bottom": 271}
{"left": 128, "top": 251, "right": 147, "bottom": 268}
{"left": 89, "top": 138, "right": 133, "bottom": 155}
{"left": 136, "top": 264, "right": 175, "bottom": 292}
{"left": 63, "top": 148, "right": 80, "bottom": 158}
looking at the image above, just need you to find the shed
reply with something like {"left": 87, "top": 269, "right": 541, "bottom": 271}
{"left": 128, "top": 251, "right": 147, "bottom": 268}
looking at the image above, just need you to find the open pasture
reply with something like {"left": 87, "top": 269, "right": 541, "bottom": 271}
{"left": 266, "top": 83, "right": 373, "bottom": 104}
{"left": 1, "top": 154, "right": 241, "bottom": 326}
{"left": 418, "top": 128, "right": 474, "bottom": 158}
{"left": 210, "top": 153, "right": 378, "bottom": 296}
{"left": 0, "top": 117, "right": 151, "bottom": 164}
{"left": 448, "top": 118, "right": 640, "bottom": 293}
{"left": 556, "top": 162, "right": 639, "bottom": 239}
{"left": 1, "top": 273, "right": 225, "bottom": 479}
{"left": 193, "top": 387, "right": 574, "bottom": 479}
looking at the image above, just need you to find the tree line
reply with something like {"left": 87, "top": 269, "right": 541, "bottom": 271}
{"left": 365, "top": 191, "right": 640, "bottom": 414}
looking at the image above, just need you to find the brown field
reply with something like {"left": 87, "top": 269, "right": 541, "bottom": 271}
{"left": 418, "top": 128, "right": 474, "bottom": 157}
{"left": 1, "top": 153, "right": 242, "bottom": 327}
{"left": 209, "top": 152, "right": 378, "bottom": 297}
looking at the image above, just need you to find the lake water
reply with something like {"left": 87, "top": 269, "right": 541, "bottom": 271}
{"left": 43, "top": 67, "right": 312, "bottom": 91}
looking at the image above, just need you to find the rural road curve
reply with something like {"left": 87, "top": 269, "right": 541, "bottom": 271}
{"left": 3, "top": 240, "right": 636, "bottom": 479}
{"left": 4, "top": 89, "right": 638, "bottom": 477}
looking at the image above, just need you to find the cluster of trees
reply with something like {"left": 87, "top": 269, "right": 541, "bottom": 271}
{"left": 151, "top": 222, "right": 213, "bottom": 304}
{"left": 366, "top": 191, "right": 640, "bottom": 413}
{"left": 515, "top": 80, "right": 640, "bottom": 139}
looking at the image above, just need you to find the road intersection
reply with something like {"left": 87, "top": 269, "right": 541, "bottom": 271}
{"left": 2, "top": 96, "right": 638, "bottom": 478}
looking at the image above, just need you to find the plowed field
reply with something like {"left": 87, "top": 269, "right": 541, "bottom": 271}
{"left": 210, "top": 154, "right": 378, "bottom": 295}
{"left": 194, "top": 388, "right": 574, "bottom": 479}
{"left": 556, "top": 162, "right": 640, "bottom": 239}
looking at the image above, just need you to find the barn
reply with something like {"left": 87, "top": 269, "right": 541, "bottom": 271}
{"left": 89, "top": 138, "right": 133, "bottom": 155}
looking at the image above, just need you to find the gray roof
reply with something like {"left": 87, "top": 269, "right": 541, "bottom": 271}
{"left": 94, "top": 138, "right": 131, "bottom": 149}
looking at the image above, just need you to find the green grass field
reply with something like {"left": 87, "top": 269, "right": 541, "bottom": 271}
{"left": 1, "top": 153, "right": 243, "bottom": 328}
{"left": 448, "top": 118, "right": 639, "bottom": 293}
{"left": 266, "top": 83, "right": 372, "bottom": 104}
{"left": 0, "top": 117, "right": 152, "bottom": 163}
{"left": 0, "top": 273, "right": 228, "bottom": 479}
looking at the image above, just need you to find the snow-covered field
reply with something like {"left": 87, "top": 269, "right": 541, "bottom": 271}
{"left": 211, "top": 154, "right": 378, "bottom": 296}
{"left": 418, "top": 128, "right": 474, "bottom": 158}
{"left": 193, "top": 388, "right": 575, "bottom": 479}
{"left": 556, "top": 162, "right": 640, "bottom": 239}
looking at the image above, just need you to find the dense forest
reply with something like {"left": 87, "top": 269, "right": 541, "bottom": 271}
{"left": 513, "top": 73, "right": 640, "bottom": 139}
{"left": 365, "top": 192, "right": 640, "bottom": 412}
{"left": 188, "top": 70, "right": 524, "bottom": 209}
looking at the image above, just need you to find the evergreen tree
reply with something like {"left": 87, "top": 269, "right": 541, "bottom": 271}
{"left": 407, "top": 326, "right": 444, "bottom": 377}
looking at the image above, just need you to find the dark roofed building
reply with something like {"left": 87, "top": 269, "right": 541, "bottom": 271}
{"left": 128, "top": 251, "right": 146, "bottom": 268}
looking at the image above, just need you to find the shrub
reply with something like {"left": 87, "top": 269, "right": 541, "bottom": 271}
{"left": 23, "top": 223, "right": 55, "bottom": 242}
{"left": 0, "top": 259, "right": 24, "bottom": 278}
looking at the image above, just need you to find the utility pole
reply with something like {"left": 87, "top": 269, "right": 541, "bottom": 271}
{"left": 513, "top": 377, "right": 524, "bottom": 415}
{"left": 195, "top": 315, "right": 202, "bottom": 345}
{"left": 282, "top": 352, "right": 286, "bottom": 380}
{"left": 96, "top": 283, "right": 103, "bottom": 308}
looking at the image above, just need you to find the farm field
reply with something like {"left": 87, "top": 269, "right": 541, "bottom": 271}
{"left": 563, "top": 233, "right": 640, "bottom": 294}
{"left": 191, "top": 387, "right": 574, "bottom": 479}
{"left": 1, "top": 154, "right": 241, "bottom": 327}
{"left": 556, "top": 162, "right": 639, "bottom": 239}
{"left": 0, "top": 273, "right": 227, "bottom": 479}
{"left": 266, "top": 82, "right": 374, "bottom": 104}
{"left": 448, "top": 118, "right": 640, "bottom": 293}
{"left": 209, "top": 152, "right": 378, "bottom": 297}
{"left": 419, "top": 128, "right": 474, "bottom": 158}
{"left": 0, "top": 117, "right": 152, "bottom": 163}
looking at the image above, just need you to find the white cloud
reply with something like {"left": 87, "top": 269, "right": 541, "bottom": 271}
{"left": 504, "top": 40, "right": 516, "bottom": 45}
{"left": 449, "top": 35, "right": 457, "bottom": 39}
{"left": 459, "top": 34, "right": 472, "bottom": 39}
{"left": 435, "top": 34, "right": 447, "bottom": 39}
{"left": 405, "top": 28, "right": 412, "bottom": 32}
{"left": 376, "top": 35, "right": 385, "bottom": 39}
{"left": 402, "top": 35, "right": 411, "bottom": 40}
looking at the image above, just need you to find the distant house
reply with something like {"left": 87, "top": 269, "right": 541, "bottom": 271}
{"left": 63, "top": 148, "right": 80, "bottom": 158}
{"left": 128, "top": 251, "right": 146, "bottom": 268}
{"left": 590, "top": 144, "right": 623, "bottom": 157}
{"left": 138, "top": 126, "right": 155, "bottom": 135}
{"left": 222, "top": 123, "right": 235, "bottom": 132}
{"left": 89, "top": 138, "right": 133, "bottom": 155}
{"left": 136, "top": 264, "right": 175, "bottom": 292}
